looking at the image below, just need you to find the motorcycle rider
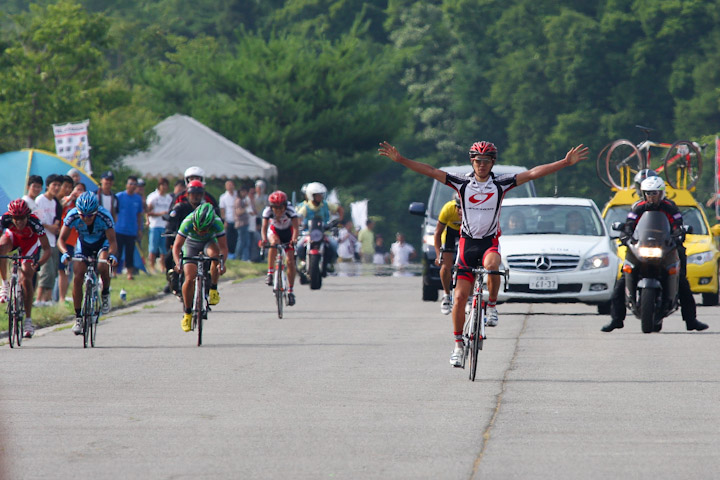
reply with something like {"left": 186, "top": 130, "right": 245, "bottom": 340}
{"left": 260, "top": 191, "right": 299, "bottom": 306}
{"left": 601, "top": 176, "right": 708, "bottom": 332}
{"left": 171, "top": 166, "right": 219, "bottom": 210}
{"left": 295, "top": 182, "right": 342, "bottom": 270}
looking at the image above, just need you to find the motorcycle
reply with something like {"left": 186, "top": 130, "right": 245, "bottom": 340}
{"left": 297, "top": 217, "right": 339, "bottom": 290}
{"left": 613, "top": 211, "right": 687, "bottom": 333}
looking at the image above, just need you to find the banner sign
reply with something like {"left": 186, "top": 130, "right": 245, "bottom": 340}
{"left": 53, "top": 119, "right": 92, "bottom": 174}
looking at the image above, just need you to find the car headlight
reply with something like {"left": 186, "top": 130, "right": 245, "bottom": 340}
{"left": 638, "top": 247, "right": 662, "bottom": 258}
{"left": 582, "top": 253, "right": 610, "bottom": 270}
{"left": 688, "top": 251, "right": 714, "bottom": 265}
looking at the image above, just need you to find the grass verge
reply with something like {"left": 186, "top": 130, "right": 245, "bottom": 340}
{"left": 0, "top": 260, "right": 266, "bottom": 332}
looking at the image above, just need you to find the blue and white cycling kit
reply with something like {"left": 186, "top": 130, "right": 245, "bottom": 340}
{"left": 63, "top": 205, "right": 115, "bottom": 256}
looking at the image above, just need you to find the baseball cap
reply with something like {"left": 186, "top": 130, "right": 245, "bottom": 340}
{"left": 101, "top": 170, "right": 115, "bottom": 180}
{"left": 137, "top": 178, "right": 146, "bottom": 187}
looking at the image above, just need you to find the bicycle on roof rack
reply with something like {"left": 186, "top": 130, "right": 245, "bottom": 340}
{"left": 596, "top": 125, "right": 703, "bottom": 191}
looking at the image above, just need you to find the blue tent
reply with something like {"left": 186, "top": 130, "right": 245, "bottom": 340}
{"left": 0, "top": 149, "right": 98, "bottom": 209}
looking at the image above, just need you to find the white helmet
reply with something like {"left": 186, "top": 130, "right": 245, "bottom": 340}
{"left": 305, "top": 182, "right": 327, "bottom": 201}
{"left": 640, "top": 176, "right": 665, "bottom": 203}
{"left": 184, "top": 166, "right": 205, "bottom": 185}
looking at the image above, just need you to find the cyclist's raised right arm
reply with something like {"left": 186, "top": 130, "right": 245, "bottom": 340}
{"left": 378, "top": 142, "right": 446, "bottom": 183}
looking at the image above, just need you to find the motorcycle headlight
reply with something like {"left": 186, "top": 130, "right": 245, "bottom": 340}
{"left": 582, "top": 253, "right": 610, "bottom": 270}
{"left": 638, "top": 247, "right": 663, "bottom": 258}
{"left": 688, "top": 251, "right": 714, "bottom": 265}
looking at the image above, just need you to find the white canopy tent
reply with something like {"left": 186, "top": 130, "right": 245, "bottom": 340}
{"left": 120, "top": 114, "right": 277, "bottom": 180}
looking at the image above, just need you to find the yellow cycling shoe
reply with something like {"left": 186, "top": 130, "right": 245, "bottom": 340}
{"left": 209, "top": 289, "right": 220, "bottom": 305}
{"left": 182, "top": 313, "right": 192, "bottom": 332}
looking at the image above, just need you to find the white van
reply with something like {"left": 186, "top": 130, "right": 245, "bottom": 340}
{"left": 409, "top": 165, "right": 536, "bottom": 301}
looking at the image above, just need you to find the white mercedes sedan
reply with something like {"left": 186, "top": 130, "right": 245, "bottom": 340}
{"left": 496, "top": 197, "right": 620, "bottom": 314}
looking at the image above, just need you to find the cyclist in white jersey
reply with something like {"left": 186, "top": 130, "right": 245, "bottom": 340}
{"left": 379, "top": 140, "right": 588, "bottom": 367}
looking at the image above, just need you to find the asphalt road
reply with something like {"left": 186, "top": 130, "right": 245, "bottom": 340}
{"left": 1, "top": 272, "right": 718, "bottom": 479}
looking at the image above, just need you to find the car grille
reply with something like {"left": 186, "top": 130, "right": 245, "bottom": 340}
{"left": 505, "top": 283, "right": 583, "bottom": 294}
{"left": 506, "top": 254, "right": 580, "bottom": 272}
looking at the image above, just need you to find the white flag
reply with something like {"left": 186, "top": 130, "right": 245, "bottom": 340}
{"left": 351, "top": 199, "right": 368, "bottom": 231}
{"left": 53, "top": 119, "right": 92, "bottom": 174}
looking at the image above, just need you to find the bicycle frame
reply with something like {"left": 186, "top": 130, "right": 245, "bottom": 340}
{"left": 267, "top": 243, "right": 291, "bottom": 318}
{"left": 181, "top": 253, "right": 223, "bottom": 346}
{"left": 72, "top": 256, "right": 109, "bottom": 348}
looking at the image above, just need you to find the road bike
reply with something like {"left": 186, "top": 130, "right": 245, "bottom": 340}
{"left": 597, "top": 125, "right": 703, "bottom": 190}
{"left": 0, "top": 253, "right": 36, "bottom": 348}
{"left": 73, "top": 256, "right": 110, "bottom": 348}
{"left": 456, "top": 266, "right": 508, "bottom": 382}
{"left": 262, "top": 243, "right": 292, "bottom": 319}
{"left": 181, "top": 253, "right": 223, "bottom": 346}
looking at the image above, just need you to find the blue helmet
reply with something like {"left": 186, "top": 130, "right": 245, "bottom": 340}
{"left": 76, "top": 191, "right": 99, "bottom": 215}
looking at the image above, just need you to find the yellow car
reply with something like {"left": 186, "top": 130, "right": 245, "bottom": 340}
{"left": 601, "top": 187, "right": 720, "bottom": 306}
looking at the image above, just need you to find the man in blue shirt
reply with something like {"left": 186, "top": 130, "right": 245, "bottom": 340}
{"left": 115, "top": 176, "right": 144, "bottom": 280}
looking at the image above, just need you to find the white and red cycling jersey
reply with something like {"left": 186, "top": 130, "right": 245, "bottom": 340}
{"left": 0, "top": 213, "right": 46, "bottom": 260}
{"left": 262, "top": 204, "right": 298, "bottom": 231}
{"left": 445, "top": 171, "right": 517, "bottom": 239}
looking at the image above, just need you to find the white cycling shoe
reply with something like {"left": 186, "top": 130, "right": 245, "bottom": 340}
{"left": 449, "top": 344, "right": 464, "bottom": 367}
{"left": 440, "top": 294, "right": 452, "bottom": 315}
{"left": 486, "top": 307, "right": 499, "bottom": 327}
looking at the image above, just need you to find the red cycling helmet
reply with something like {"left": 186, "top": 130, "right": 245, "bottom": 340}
{"left": 187, "top": 180, "right": 205, "bottom": 194}
{"left": 268, "top": 190, "right": 288, "bottom": 207}
{"left": 469, "top": 141, "right": 497, "bottom": 159}
{"left": 8, "top": 199, "right": 31, "bottom": 217}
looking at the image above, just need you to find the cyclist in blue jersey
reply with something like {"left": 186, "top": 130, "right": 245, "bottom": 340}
{"left": 58, "top": 191, "right": 118, "bottom": 335}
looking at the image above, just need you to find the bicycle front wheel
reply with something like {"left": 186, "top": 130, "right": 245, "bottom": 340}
{"left": 469, "top": 304, "right": 482, "bottom": 382}
{"left": 275, "top": 267, "right": 284, "bottom": 319}
{"left": 82, "top": 280, "right": 93, "bottom": 348}
{"left": 662, "top": 140, "right": 702, "bottom": 190}
{"left": 195, "top": 276, "right": 204, "bottom": 346}
{"left": 8, "top": 281, "right": 18, "bottom": 348}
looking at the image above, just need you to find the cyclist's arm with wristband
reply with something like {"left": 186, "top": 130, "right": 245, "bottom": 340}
{"left": 291, "top": 216, "right": 300, "bottom": 244}
{"left": 57, "top": 223, "right": 73, "bottom": 264}
{"left": 434, "top": 220, "right": 446, "bottom": 264}
{"left": 105, "top": 227, "right": 119, "bottom": 265}
{"left": 172, "top": 233, "right": 186, "bottom": 271}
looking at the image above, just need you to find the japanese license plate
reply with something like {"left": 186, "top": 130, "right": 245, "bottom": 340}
{"left": 529, "top": 275, "right": 558, "bottom": 290}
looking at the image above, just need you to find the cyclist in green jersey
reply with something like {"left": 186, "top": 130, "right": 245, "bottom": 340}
{"left": 172, "top": 203, "right": 229, "bottom": 332}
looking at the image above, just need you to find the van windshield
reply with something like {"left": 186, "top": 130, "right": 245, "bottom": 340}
{"left": 429, "top": 178, "right": 535, "bottom": 220}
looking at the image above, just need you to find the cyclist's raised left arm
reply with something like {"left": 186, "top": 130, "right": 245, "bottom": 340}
{"left": 516, "top": 144, "right": 588, "bottom": 186}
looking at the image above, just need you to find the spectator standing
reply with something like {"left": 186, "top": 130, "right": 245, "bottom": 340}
{"left": 171, "top": 179, "right": 186, "bottom": 203}
{"left": 67, "top": 168, "right": 81, "bottom": 185}
{"left": 115, "top": 176, "right": 144, "bottom": 280}
{"left": 218, "top": 180, "right": 239, "bottom": 258}
{"left": 234, "top": 186, "right": 252, "bottom": 260}
{"left": 146, "top": 177, "right": 173, "bottom": 273}
{"left": 97, "top": 171, "right": 118, "bottom": 222}
{"left": 22, "top": 175, "right": 43, "bottom": 214}
{"left": 35, "top": 174, "right": 62, "bottom": 305}
{"left": 358, "top": 220, "right": 376, "bottom": 263}
{"left": 373, "top": 235, "right": 389, "bottom": 265}
{"left": 390, "top": 232, "right": 416, "bottom": 268}
{"left": 58, "top": 176, "right": 74, "bottom": 209}
{"left": 337, "top": 220, "right": 358, "bottom": 262}
{"left": 250, "top": 180, "right": 268, "bottom": 262}
{"left": 58, "top": 182, "right": 86, "bottom": 302}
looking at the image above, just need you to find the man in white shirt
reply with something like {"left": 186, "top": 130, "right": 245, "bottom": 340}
{"left": 35, "top": 174, "right": 62, "bottom": 305}
{"left": 390, "top": 232, "right": 416, "bottom": 267}
{"left": 22, "top": 175, "right": 43, "bottom": 214}
{"left": 218, "top": 180, "right": 238, "bottom": 259}
{"left": 146, "top": 177, "right": 173, "bottom": 272}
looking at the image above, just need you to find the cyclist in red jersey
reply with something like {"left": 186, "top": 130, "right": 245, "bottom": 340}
{"left": 0, "top": 199, "right": 52, "bottom": 337}
{"left": 379, "top": 140, "right": 588, "bottom": 367}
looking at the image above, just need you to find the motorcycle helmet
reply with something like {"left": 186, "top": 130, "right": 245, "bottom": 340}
{"left": 469, "top": 141, "right": 497, "bottom": 160}
{"left": 640, "top": 176, "right": 666, "bottom": 204}
{"left": 633, "top": 169, "right": 659, "bottom": 197}
{"left": 305, "top": 182, "right": 327, "bottom": 201}
{"left": 192, "top": 203, "right": 216, "bottom": 232}
{"left": 269, "top": 190, "right": 288, "bottom": 207}
{"left": 8, "top": 198, "right": 31, "bottom": 217}
{"left": 75, "top": 192, "right": 99, "bottom": 215}
{"left": 187, "top": 180, "right": 205, "bottom": 194}
{"left": 184, "top": 166, "right": 205, "bottom": 185}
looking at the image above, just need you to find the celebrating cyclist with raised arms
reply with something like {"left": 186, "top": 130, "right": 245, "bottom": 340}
{"left": 0, "top": 199, "right": 52, "bottom": 338}
{"left": 261, "top": 191, "right": 300, "bottom": 305}
{"left": 379, "top": 140, "right": 588, "bottom": 367}
{"left": 58, "top": 192, "right": 118, "bottom": 335}
{"left": 172, "top": 203, "right": 228, "bottom": 332}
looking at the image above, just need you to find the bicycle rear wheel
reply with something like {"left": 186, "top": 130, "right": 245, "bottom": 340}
{"left": 8, "top": 281, "right": 18, "bottom": 348}
{"left": 82, "top": 280, "right": 93, "bottom": 348}
{"left": 275, "top": 267, "right": 284, "bottom": 319}
{"left": 662, "top": 140, "right": 702, "bottom": 190}
{"left": 16, "top": 288, "right": 24, "bottom": 347}
{"left": 605, "top": 139, "right": 645, "bottom": 190}
{"left": 195, "top": 276, "right": 204, "bottom": 346}
{"left": 596, "top": 142, "right": 613, "bottom": 188}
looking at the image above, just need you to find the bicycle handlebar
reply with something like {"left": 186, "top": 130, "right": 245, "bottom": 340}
{"left": 0, "top": 254, "right": 37, "bottom": 260}
{"left": 180, "top": 254, "right": 224, "bottom": 264}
